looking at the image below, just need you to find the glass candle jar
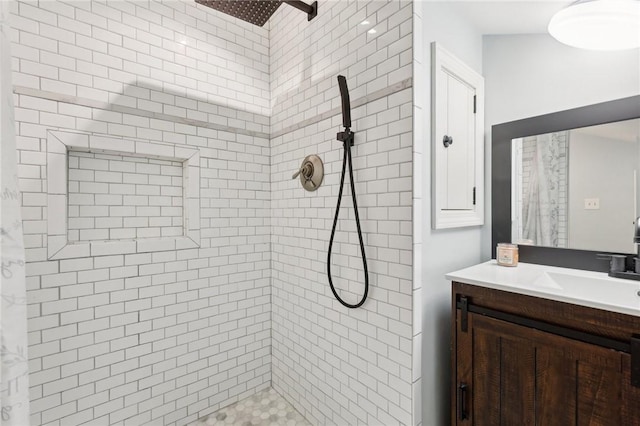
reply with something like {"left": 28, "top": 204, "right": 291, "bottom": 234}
{"left": 497, "top": 243, "right": 518, "bottom": 267}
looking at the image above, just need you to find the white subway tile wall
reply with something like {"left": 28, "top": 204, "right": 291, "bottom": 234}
{"left": 270, "top": 1, "right": 415, "bottom": 425}
{"left": 12, "top": 1, "right": 271, "bottom": 425}
{"left": 11, "top": 0, "right": 271, "bottom": 120}
{"left": 67, "top": 150, "right": 185, "bottom": 241}
{"left": 12, "top": 0, "right": 418, "bottom": 425}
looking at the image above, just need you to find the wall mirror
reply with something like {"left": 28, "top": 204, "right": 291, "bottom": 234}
{"left": 492, "top": 95, "right": 640, "bottom": 271}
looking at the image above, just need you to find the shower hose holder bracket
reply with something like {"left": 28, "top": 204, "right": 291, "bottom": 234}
{"left": 337, "top": 130, "right": 354, "bottom": 146}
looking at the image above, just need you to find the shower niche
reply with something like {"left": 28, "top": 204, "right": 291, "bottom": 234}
{"left": 46, "top": 131, "right": 201, "bottom": 260}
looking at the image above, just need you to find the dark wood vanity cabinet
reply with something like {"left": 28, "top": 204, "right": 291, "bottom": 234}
{"left": 452, "top": 282, "right": 640, "bottom": 425}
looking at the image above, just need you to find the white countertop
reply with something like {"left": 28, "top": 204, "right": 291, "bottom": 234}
{"left": 446, "top": 260, "right": 640, "bottom": 317}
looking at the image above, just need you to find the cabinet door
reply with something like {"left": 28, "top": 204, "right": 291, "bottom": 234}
{"left": 438, "top": 71, "right": 475, "bottom": 211}
{"left": 454, "top": 312, "right": 640, "bottom": 425}
{"left": 431, "top": 42, "right": 484, "bottom": 229}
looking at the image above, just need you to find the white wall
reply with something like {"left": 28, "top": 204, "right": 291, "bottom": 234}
{"left": 484, "top": 34, "right": 640, "bottom": 126}
{"left": 568, "top": 133, "right": 637, "bottom": 253}
{"left": 270, "top": 1, "right": 416, "bottom": 425}
{"left": 483, "top": 33, "right": 640, "bottom": 258}
{"left": 414, "top": 3, "right": 485, "bottom": 425}
{"left": 12, "top": 1, "right": 272, "bottom": 425}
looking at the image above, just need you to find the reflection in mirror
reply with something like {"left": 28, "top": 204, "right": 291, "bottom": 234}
{"left": 512, "top": 118, "right": 640, "bottom": 254}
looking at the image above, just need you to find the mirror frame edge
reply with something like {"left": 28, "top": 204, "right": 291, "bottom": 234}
{"left": 491, "top": 95, "right": 640, "bottom": 272}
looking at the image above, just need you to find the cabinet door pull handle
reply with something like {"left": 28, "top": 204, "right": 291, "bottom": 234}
{"left": 458, "top": 382, "right": 468, "bottom": 421}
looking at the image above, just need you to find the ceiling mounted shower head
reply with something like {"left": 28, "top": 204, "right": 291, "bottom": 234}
{"left": 195, "top": 0, "right": 317, "bottom": 27}
{"left": 195, "top": 0, "right": 282, "bottom": 27}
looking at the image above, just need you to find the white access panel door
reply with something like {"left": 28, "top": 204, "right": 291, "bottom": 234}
{"left": 432, "top": 42, "right": 485, "bottom": 229}
{"left": 442, "top": 74, "right": 475, "bottom": 209}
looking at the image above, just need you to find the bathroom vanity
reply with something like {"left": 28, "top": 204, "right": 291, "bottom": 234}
{"left": 447, "top": 261, "right": 640, "bottom": 425}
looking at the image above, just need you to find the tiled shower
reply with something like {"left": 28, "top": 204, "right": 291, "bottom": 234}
{"left": 8, "top": 0, "right": 417, "bottom": 425}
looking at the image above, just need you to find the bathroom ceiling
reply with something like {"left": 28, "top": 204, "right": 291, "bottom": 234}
{"left": 445, "top": 1, "right": 571, "bottom": 35}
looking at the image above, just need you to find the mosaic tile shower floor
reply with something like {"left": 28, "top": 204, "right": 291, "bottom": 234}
{"left": 190, "top": 388, "right": 311, "bottom": 426}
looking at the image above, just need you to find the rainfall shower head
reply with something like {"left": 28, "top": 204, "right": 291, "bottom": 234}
{"left": 195, "top": 0, "right": 317, "bottom": 27}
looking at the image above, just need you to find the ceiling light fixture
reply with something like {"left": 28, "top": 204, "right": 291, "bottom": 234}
{"left": 548, "top": 0, "right": 640, "bottom": 51}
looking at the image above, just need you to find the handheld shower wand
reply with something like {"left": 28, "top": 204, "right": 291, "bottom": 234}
{"left": 336, "top": 76, "right": 353, "bottom": 147}
{"left": 327, "top": 75, "right": 369, "bottom": 309}
{"left": 338, "top": 75, "right": 352, "bottom": 129}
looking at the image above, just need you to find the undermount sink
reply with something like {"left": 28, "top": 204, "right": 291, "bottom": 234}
{"left": 446, "top": 261, "right": 640, "bottom": 317}
{"left": 534, "top": 271, "right": 640, "bottom": 311}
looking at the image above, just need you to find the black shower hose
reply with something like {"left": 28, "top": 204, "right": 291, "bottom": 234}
{"left": 327, "top": 137, "right": 369, "bottom": 309}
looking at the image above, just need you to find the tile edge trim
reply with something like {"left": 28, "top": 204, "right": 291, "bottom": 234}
{"left": 13, "top": 86, "right": 271, "bottom": 140}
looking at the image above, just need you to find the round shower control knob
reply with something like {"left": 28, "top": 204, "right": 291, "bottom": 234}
{"left": 292, "top": 154, "right": 323, "bottom": 191}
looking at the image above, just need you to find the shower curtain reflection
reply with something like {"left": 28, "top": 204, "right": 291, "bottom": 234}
{"left": 521, "top": 131, "right": 569, "bottom": 247}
